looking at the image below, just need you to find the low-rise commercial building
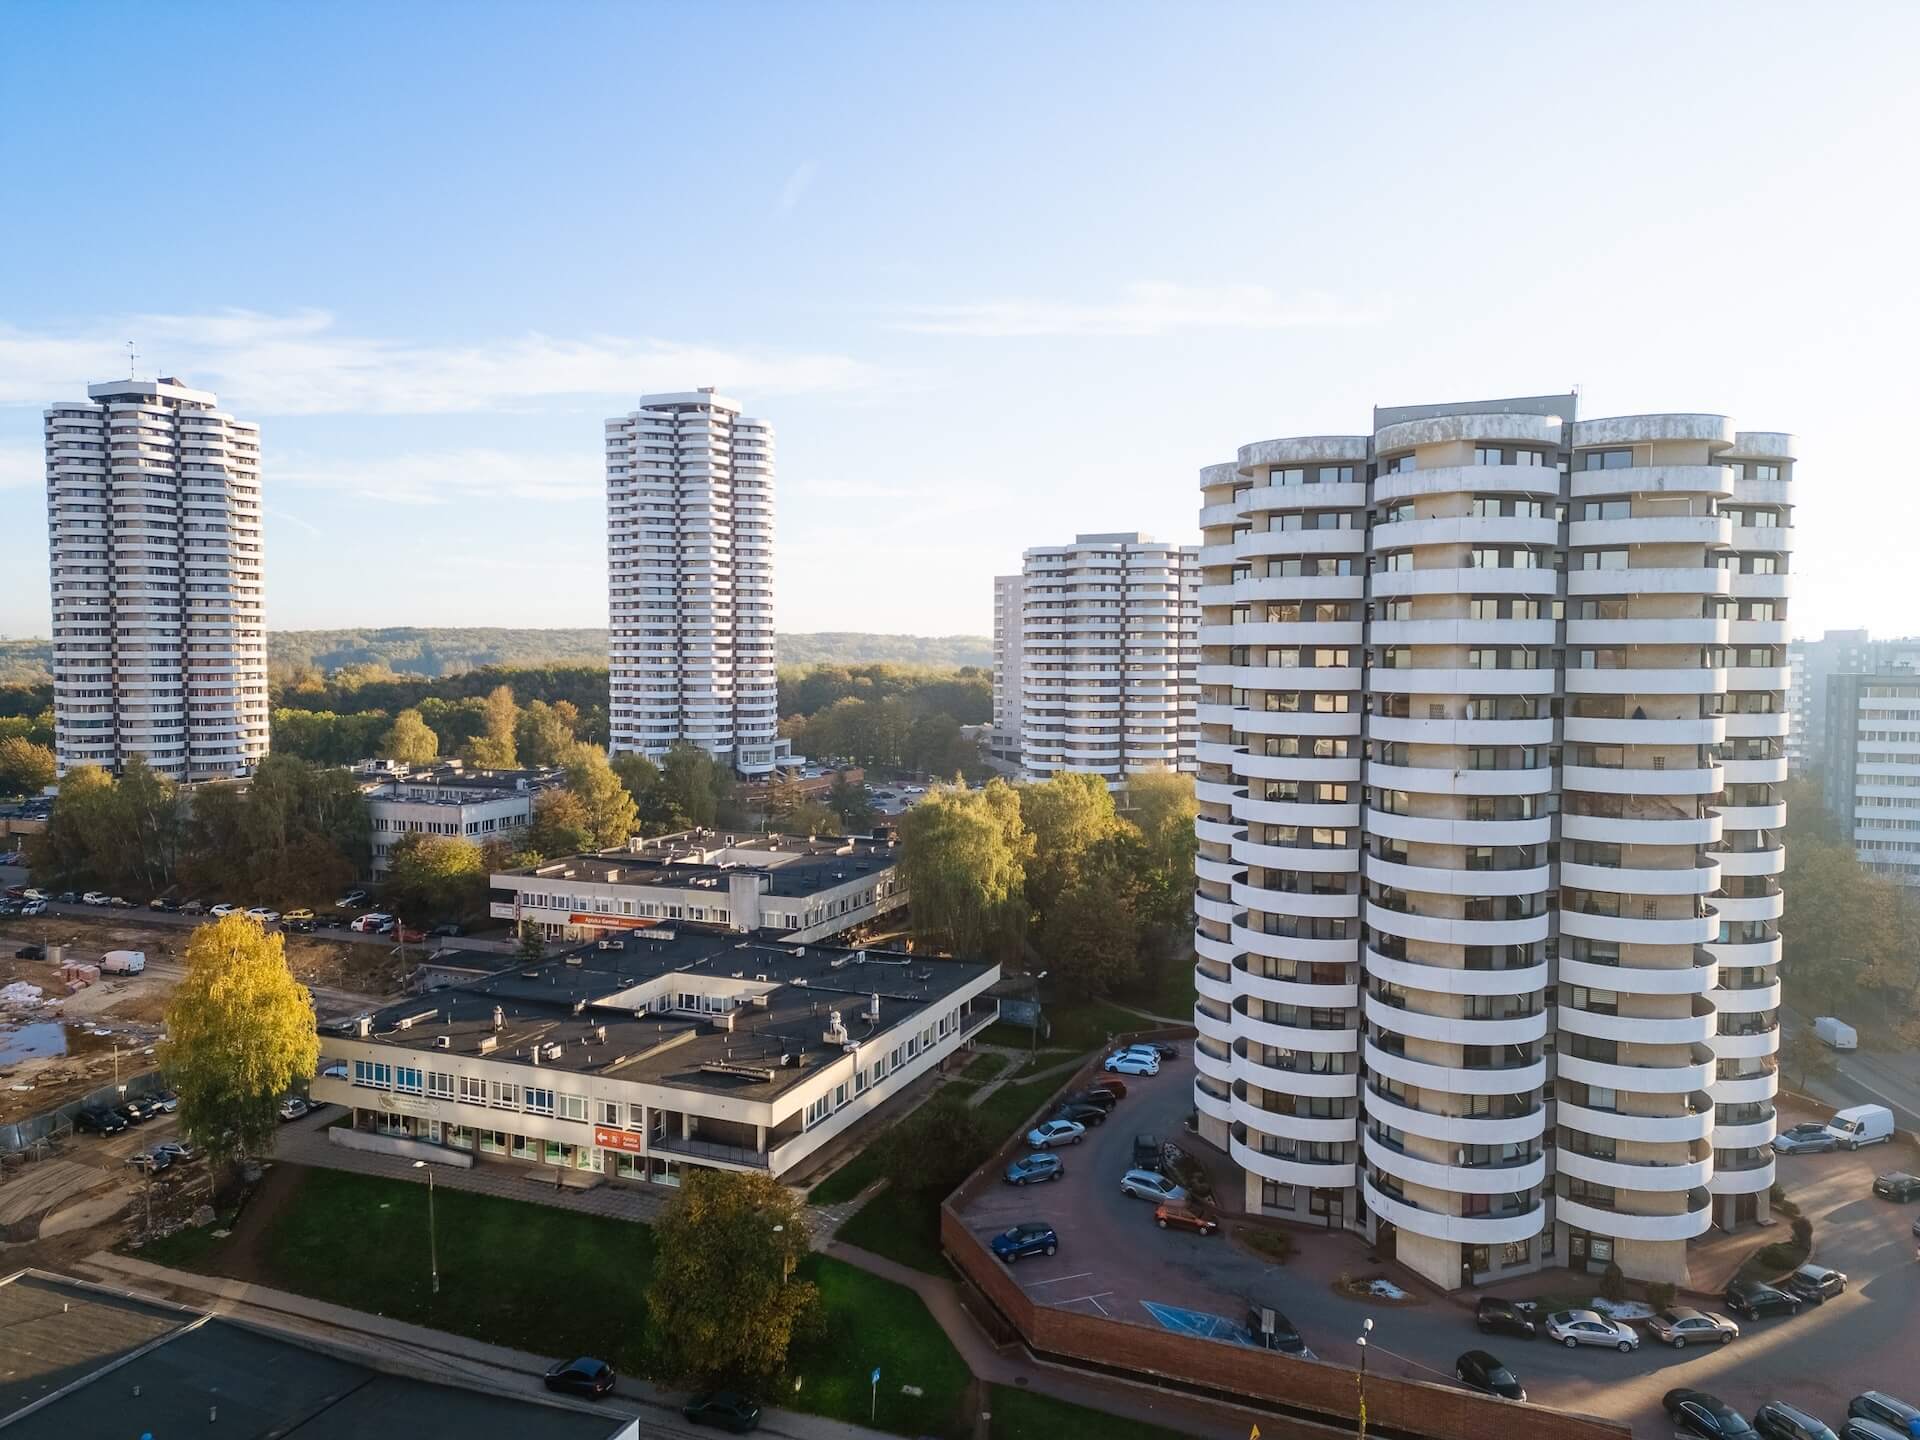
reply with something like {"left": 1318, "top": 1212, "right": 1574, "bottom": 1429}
{"left": 357, "top": 761, "right": 565, "bottom": 877}
{"left": 311, "top": 929, "right": 998, "bottom": 1185}
{"left": 489, "top": 830, "right": 905, "bottom": 943}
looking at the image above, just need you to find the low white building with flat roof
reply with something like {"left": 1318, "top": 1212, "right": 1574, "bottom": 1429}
{"left": 358, "top": 761, "right": 565, "bottom": 876}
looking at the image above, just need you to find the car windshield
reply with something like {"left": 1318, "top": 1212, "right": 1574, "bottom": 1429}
{"left": 1489, "top": 1368, "right": 1516, "bottom": 1386}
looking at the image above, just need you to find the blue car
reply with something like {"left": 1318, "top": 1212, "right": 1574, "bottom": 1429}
{"left": 991, "top": 1222, "right": 1058, "bottom": 1262}
{"left": 1003, "top": 1152, "right": 1065, "bottom": 1186}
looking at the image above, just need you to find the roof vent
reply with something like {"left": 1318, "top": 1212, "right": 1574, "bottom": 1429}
{"left": 356, "top": 1015, "right": 373, "bottom": 1037}
{"left": 478, "top": 1035, "right": 498, "bottom": 1054}
{"left": 824, "top": 1010, "right": 849, "bottom": 1045}
{"left": 492, "top": 1005, "right": 505, "bottom": 1031}
{"left": 432, "top": 1035, "right": 451, "bottom": 1050}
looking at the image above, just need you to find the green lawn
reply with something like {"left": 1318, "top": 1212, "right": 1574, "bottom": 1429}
{"left": 809, "top": 1133, "right": 892, "bottom": 1205}
{"left": 973, "top": 1072, "right": 1074, "bottom": 1141}
{"left": 791, "top": 1255, "right": 971, "bottom": 1438}
{"left": 1123, "top": 953, "right": 1196, "bottom": 1021}
{"left": 836, "top": 1182, "right": 949, "bottom": 1276}
{"left": 987, "top": 1384, "right": 1191, "bottom": 1440}
{"left": 960, "top": 1051, "right": 1009, "bottom": 1083}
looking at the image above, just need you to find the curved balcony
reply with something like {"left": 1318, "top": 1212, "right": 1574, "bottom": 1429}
{"left": 1367, "top": 762, "right": 1554, "bottom": 799}
{"left": 1219, "top": 750, "right": 1360, "bottom": 784}
{"left": 1363, "top": 948, "right": 1549, "bottom": 998}
{"left": 1231, "top": 1132, "right": 1357, "bottom": 1188}
{"left": 1557, "top": 1149, "right": 1713, "bottom": 1193}
{"left": 1232, "top": 1006, "right": 1358, "bottom": 1055}
{"left": 1366, "top": 900, "right": 1550, "bottom": 948}
{"left": 1371, "top": 616, "right": 1557, "bottom": 648}
{"left": 1365, "top": 809, "right": 1553, "bottom": 849}
{"left": 1560, "top": 811, "right": 1722, "bottom": 847}
{"left": 1368, "top": 667, "right": 1554, "bottom": 697}
{"left": 1367, "top": 714, "right": 1555, "bottom": 748}
{"left": 1711, "top": 850, "right": 1784, "bottom": 883}
{"left": 1196, "top": 574, "right": 1365, "bottom": 608}
{"left": 1364, "top": 854, "right": 1550, "bottom": 899}
{"left": 1558, "top": 1099, "right": 1714, "bottom": 1145}
{"left": 1195, "top": 892, "right": 1240, "bottom": 927}
{"left": 1232, "top": 1092, "right": 1356, "bottom": 1144}
{"left": 1362, "top": 1175, "right": 1544, "bottom": 1244}
{"left": 1234, "top": 796, "right": 1363, "bottom": 830}
{"left": 1709, "top": 1069, "right": 1778, "bottom": 1106}
{"left": 1196, "top": 817, "right": 1244, "bottom": 849}
{"left": 1710, "top": 891, "right": 1783, "bottom": 925}
{"left": 1559, "top": 908, "right": 1718, "bottom": 948}
{"left": 1721, "top": 756, "right": 1789, "bottom": 786}
{"left": 1712, "top": 981, "right": 1781, "bottom": 1014}
{"left": 1565, "top": 617, "right": 1728, "bottom": 648}
{"left": 1564, "top": 763, "right": 1722, "bottom": 798}
{"left": 1374, "top": 515, "right": 1558, "bottom": 553}
{"left": 1200, "top": 704, "right": 1362, "bottom": 739}
{"left": 1365, "top": 993, "right": 1548, "bottom": 1047}
{"left": 1554, "top": 1189, "right": 1713, "bottom": 1242}
{"left": 1711, "top": 1028, "right": 1779, "bottom": 1061}
{"left": 1375, "top": 461, "right": 1564, "bottom": 503}
{"left": 1195, "top": 1039, "right": 1233, "bottom": 1087}
{"left": 1570, "top": 463, "right": 1737, "bottom": 500}
{"left": 1211, "top": 529, "right": 1365, "bottom": 568}
{"left": 1558, "top": 954, "right": 1718, "bottom": 997}
{"left": 1235, "top": 435, "right": 1371, "bottom": 471}
{"left": 1231, "top": 1046, "right": 1357, "bottom": 1098}
{"left": 1235, "top": 479, "right": 1371, "bottom": 515}
{"left": 1557, "top": 1049, "right": 1717, "bottom": 1096}
{"left": 1364, "top": 1132, "right": 1546, "bottom": 1194}
{"left": 1239, "top": 885, "right": 1356, "bottom": 923}
{"left": 1232, "top": 923, "right": 1357, "bottom": 968}
{"left": 1567, "top": 566, "right": 1730, "bottom": 599}
{"left": 1564, "top": 715, "right": 1725, "bottom": 747}
{"left": 1708, "top": 1158, "right": 1776, "bottom": 1195}
{"left": 1194, "top": 1079, "right": 1233, "bottom": 1125}
{"left": 1194, "top": 929, "right": 1238, "bottom": 967}
{"left": 1231, "top": 838, "right": 1360, "bottom": 876}
{"left": 1561, "top": 861, "right": 1719, "bottom": 897}
{"left": 1194, "top": 854, "right": 1243, "bottom": 887}
{"left": 1362, "top": 1039, "right": 1546, "bottom": 1096}
{"left": 1200, "top": 620, "right": 1365, "bottom": 648}
{"left": 1232, "top": 960, "right": 1359, "bottom": 1010}
{"left": 1568, "top": 514, "right": 1733, "bottom": 550}
{"left": 1372, "top": 567, "right": 1558, "bottom": 600}
{"left": 1722, "top": 711, "right": 1790, "bottom": 739}
{"left": 1570, "top": 413, "right": 1735, "bottom": 449}
{"left": 1709, "top": 1113, "right": 1775, "bottom": 1149}
{"left": 1195, "top": 965, "right": 1236, "bottom": 1007}
{"left": 1376, "top": 412, "right": 1564, "bottom": 454}
{"left": 1198, "top": 664, "right": 1362, "bottom": 695}
{"left": 1556, "top": 1004, "right": 1716, "bottom": 1047}
{"left": 1724, "top": 667, "right": 1790, "bottom": 693}
{"left": 1712, "top": 803, "right": 1786, "bottom": 831}
{"left": 1362, "top": 1085, "right": 1546, "bottom": 1147}
{"left": 1194, "top": 1002, "right": 1234, "bottom": 1048}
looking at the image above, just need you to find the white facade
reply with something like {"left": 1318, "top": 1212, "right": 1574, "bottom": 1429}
{"left": 1823, "top": 670, "right": 1920, "bottom": 886}
{"left": 364, "top": 770, "right": 556, "bottom": 876}
{"left": 606, "top": 390, "right": 783, "bottom": 775}
{"left": 1019, "top": 533, "right": 1199, "bottom": 784}
{"left": 44, "top": 377, "right": 267, "bottom": 781}
{"left": 1193, "top": 397, "right": 1793, "bottom": 1292}
{"left": 989, "top": 573, "right": 1025, "bottom": 763}
{"left": 1785, "top": 630, "right": 1920, "bottom": 776}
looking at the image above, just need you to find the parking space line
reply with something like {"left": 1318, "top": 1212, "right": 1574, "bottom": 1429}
{"left": 1051, "top": 1291, "right": 1115, "bottom": 1314}
{"left": 1022, "top": 1271, "right": 1095, "bottom": 1288}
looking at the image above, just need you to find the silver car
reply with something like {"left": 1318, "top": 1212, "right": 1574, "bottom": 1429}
{"left": 1646, "top": 1307, "right": 1739, "bottom": 1348}
{"left": 1119, "top": 1168, "right": 1187, "bottom": 1203}
{"left": 1544, "top": 1309, "right": 1639, "bottom": 1352}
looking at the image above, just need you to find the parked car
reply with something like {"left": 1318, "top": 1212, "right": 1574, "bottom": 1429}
{"left": 991, "top": 1222, "right": 1058, "bottom": 1262}
{"left": 429, "top": 922, "right": 465, "bottom": 937}
{"left": 1154, "top": 1202, "right": 1218, "bottom": 1235}
{"left": 109, "top": 896, "right": 132, "bottom": 907}
{"left": 1103, "top": 1050, "right": 1158, "bottom": 1076}
{"left": 20, "top": 899, "right": 46, "bottom": 916}
{"left": 1088, "top": 1077, "right": 1127, "bottom": 1101}
{"left": 1127, "top": 1040, "right": 1181, "bottom": 1060}
{"left": 683, "top": 1390, "right": 760, "bottom": 1432}
{"left": 116, "top": 1100, "right": 153, "bottom": 1125}
{"left": 1544, "top": 1309, "right": 1639, "bottom": 1351}
{"left": 284, "top": 917, "right": 315, "bottom": 933}
{"left": 1132, "top": 1133, "right": 1162, "bottom": 1170}
{"left": 1839, "top": 1421, "right": 1911, "bottom": 1440}
{"left": 1847, "top": 1394, "right": 1920, "bottom": 1439}
{"left": 147, "top": 896, "right": 179, "bottom": 912}
{"left": 55, "top": 891, "right": 76, "bottom": 904}
{"left": 0, "top": 900, "right": 18, "bottom": 917}
{"left": 1025, "top": 1118, "right": 1085, "bottom": 1149}
{"left": 337, "top": 890, "right": 370, "bottom": 909}
{"left": 1723, "top": 1278, "right": 1803, "bottom": 1318}
{"left": 1053, "top": 1102, "right": 1108, "bottom": 1129}
{"left": 278, "top": 1096, "right": 311, "bottom": 1122}
{"left": 15, "top": 943, "right": 46, "bottom": 960}
{"left": 149, "top": 1089, "right": 179, "bottom": 1113}
{"left": 179, "top": 899, "right": 205, "bottom": 914}
{"left": 1456, "top": 1350, "right": 1525, "bottom": 1401}
{"left": 1648, "top": 1308, "right": 1740, "bottom": 1348}
{"left": 1774, "top": 1122, "right": 1839, "bottom": 1155}
{"left": 1873, "top": 1172, "right": 1920, "bottom": 1201}
{"left": 396, "top": 925, "right": 427, "bottom": 943}
{"left": 1063, "top": 1088, "right": 1118, "bottom": 1112}
{"left": 1475, "top": 1296, "right": 1539, "bottom": 1339}
{"left": 1003, "top": 1153, "right": 1064, "bottom": 1185}
{"left": 1245, "top": 1301, "right": 1305, "bottom": 1353}
{"left": 1118, "top": 1168, "right": 1185, "bottom": 1203}
{"left": 81, "top": 891, "right": 110, "bottom": 905}
{"left": 246, "top": 907, "right": 281, "bottom": 924}
{"left": 281, "top": 907, "right": 314, "bottom": 923}
{"left": 75, "top": 1106, "right": 127, "bottom": 1135}
{"left": 1782, "top": 1263, "right": 1848, "bottom": 1304}
{"left": 1666, "top": 1389, "right": 1759, "bottom": 1440}
{"left": 152, "top": 1139, "right": 196, "bottom": 1162}
{"left": 1756, "top": 1401, "right": 1840, "bottom": 1440}
{"left": 209, "top": 903, "right": 237, "bottom": 916}
{"left": 1828, "top": 1104, "right": 1896, "bottom": 1150}
{"left": 543, "top": 1357, "right": 615, "bottom": 1398}
{"left": 126, "top": 1147, "right": 173, "bottom": 1174}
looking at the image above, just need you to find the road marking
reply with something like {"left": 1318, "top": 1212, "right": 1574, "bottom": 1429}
{"left": 1051, "top": 1291, "right": 1115, "bottom": 1313}
{"left": 1023, "top": 1271, "right": 1094, "bottom": 1288}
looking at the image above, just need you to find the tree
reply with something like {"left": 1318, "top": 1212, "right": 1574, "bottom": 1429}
{"left": 896, "top": 779, "right": 1031, "bottom": 960}
{"left": 526, "top": 788, "right": 592, "bottom": 858}
{"left": 0, "top": 736, "right": 54, "bottom": 797}
{"left": 659, "top": 742, "right": 725, "bottom": 829}
{"left": 646, "top": 1171, "right": 819, "bottom": 1389}
{"left": 515, "top": 699, "right": 575, "bottom": 767}
{"left": 1019, "top": 771, "right": 1123, "bottom": 920}
{"left": 827, "top": 776, "right": 873, "bottom": 833}
{"left": 516, "top": 919, "right": 547, "bottom": 963}
{"left": 1122, "top": 770, "right": 1198, "bottom": 936}
{"left": 1778, "top": 1026, "right": 1836, "bottom": 1093}
{"left": 385, "top": 833, "right": 486, "bottom": 921}
{"left": 462, "top": 684, "right": 520, "bottom": 768}
{"left": 882, "top": 1091, "right": 988, "bottom": 1197}
{"left": 1042, "top": 833, "right": 1147, "bottom": 997}
{"left": 781, "top": 799, "right": 841, "bottom": 837}
{"left": 561, "top": 743, "right": 639, "bottom": 848}
{"left": 160, "top": 914, "right": 318, "bottom": 1178}
{"left": 24, "top": 764, "right": 116, "bottom": 886}
{"left": 380, "top": 707, "right": 439, "bottom": 763}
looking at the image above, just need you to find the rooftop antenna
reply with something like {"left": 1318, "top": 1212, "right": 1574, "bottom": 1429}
{"left": 126, "top": 340, "right": 138, "bottom": 379}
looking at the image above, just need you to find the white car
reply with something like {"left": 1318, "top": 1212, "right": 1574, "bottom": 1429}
{"left": 1119, "top": 1168, "right": 1187, "bottom": 1203}
{"left": 1026, "top": 1118, "right": 1086, "bottom": 1149}
{"left": 246, "top": 907, "right": 281, "bottom": 924}
{"left": 81, "top": 891, "right": 110, "bottom": 906}
{"left": 1543, "top": 1309, "right": 1639, "bottom": 1352}
{"left": 1104, "top": 1050, "right": 1159, "bottom": 1076}
{"left": 350, "top": 912, "right": 394, "bottom": 933}
{"left": 209, "top": 903, "right": 238, "bottom": 917}
{"left": 21, "top": 899, "right": 46, "bottom": 915}
{"left": 21, "top": 888, "right": 46, "bottom": 901}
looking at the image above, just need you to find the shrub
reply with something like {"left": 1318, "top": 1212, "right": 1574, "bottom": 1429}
{"left": 1747, "top": 1241, "right": 1803, "bottom": 1274}
{"left": 1598, "top": 1261, "right": 1627, "bottom": 1303}
{"left": 1239, "top": 1227, "right": 1293, "bottom": 1264}
{"left": 1790, "top": 1216, "right": 1813, "bottom": 1247}
{"left": 1647, "top": 1281, "right": 1677, "bottom": 1312}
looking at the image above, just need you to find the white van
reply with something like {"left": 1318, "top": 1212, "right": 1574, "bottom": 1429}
{"left": 1824, "top": 1104, "right": 1895, "bottom": 1150}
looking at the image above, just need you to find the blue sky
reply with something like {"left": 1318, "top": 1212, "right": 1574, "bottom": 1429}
{"left": 2, "top": 2, "right": 1914, "bottom": 638}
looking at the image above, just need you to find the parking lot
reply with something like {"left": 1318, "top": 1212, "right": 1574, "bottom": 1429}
{"left": 958, "top": 1056, "right": 1920, "bottom": 1434}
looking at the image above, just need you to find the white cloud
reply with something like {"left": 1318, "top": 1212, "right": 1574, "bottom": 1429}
{"left": 0, "top": 444, "right": 40, "bottom": 489}
{"left": 0, "top": 310, "right": 885, "bottom": 415}
{"left": 778, "top": 160, "right": 818, "bottom": 214}
{"left": 894, "top": 281, "right": 1386, "bottom": 338}
{"left": 275, "top": 447, "right": 604, "bottom": 506}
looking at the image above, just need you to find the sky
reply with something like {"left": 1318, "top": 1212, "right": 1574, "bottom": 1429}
{"left": 1, "top": 2, "right": 1915, "bottom": 640}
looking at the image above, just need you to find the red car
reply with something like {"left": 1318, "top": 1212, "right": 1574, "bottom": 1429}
{"left": 1154, "top": 1202, "right": 1219, "bottom": 1235}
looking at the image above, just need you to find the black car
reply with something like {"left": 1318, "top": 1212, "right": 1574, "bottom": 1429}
{"left": 116, "top": 1100, "right": 153, "bottom": 1125}
{"left": 1136, "top": 1040, "right": 1180, "bottom": 1060}
{"left": 56, "top": 891, "right": 76, "bottom": 904}
{"left": 1667, "top": 1390, "right": 1759, "bottom": 1440}
{"left": 683, "top": 1391, "right": 761, "bottom": 1432}
{"left": 1849, "top": 1394, "right": 1920, "bottom": 1438}
{"left": 429, "top": 922, "right": 465, "bottom": 937}
{"left": 1063, "top": 1088, "right": 1118, "bottom": 1113}
{"left": 1475, "top": 1296, "right": 1539, "bottom": 1339}
{"left": 544, "top": 1357, "right": 615, "bottom": 1398}
{"left": 75, "top": 1106, "right": 127, "bottom": 1135}
{"left": 1840, "top": 1422, "right": 1910, "bottom": 1440}
{"left": 1455, "top": 1350, "right": 1525, "bottom": 1402}
{"left": 1782, "top": 1264, "right": 1847, "bottom": 1304}
{"left": 15, "top": 944, "right": 45, "bottom": 961}
{"left": 1132, "top": 1133, "right": 1162, "bottom": 1170}
{"left": 1246, "top": 1302, "right": 1305, "bottom": 1354}
{"left": 1757, "top": 1402, "right": 1841, "bottom": 1440}
{"left": 1053, "top": 1102, "right": 1108, "bottom": 1128}
{"left": 283, "top": 917, "right": 315, "bottom": 933}
{"left": 1723, "top": 1277, "right": 1803, "bottom": 1318}
{"left": 1873, "top": 1173, "right": 1920, "bottom": 1202}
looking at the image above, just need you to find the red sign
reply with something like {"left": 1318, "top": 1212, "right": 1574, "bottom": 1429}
{"left": 594, "top": 1126, "right": 646, "bottom": 1153}
{"left": 568, "top": 913, "right": 661, "bottom": 931}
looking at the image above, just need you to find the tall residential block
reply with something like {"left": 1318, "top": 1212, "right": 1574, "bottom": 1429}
{"left": 1785, "top": 629, "right": 1920, "bottom": 776}
{"left": 605, "top": 389, "right": 786, "bottom": 776}
{"left": 1192, "top": 395, "right": 1794, "bottom": 1292}
{"left": 989, "top": 573, "right": 1025, "bottom": 765}
{"left": 1018, "top": 533, "right": 1199, "bottom": 784}
{"left": 44, "top": 377, "right": 267, "bottom": 781}
{"left": 1822, "top": 668, "right": 1920, "bottom": 886}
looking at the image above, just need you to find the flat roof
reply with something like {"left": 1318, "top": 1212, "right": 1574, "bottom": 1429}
{"left": 502, "top": 832, "right": 898, "bottom": 898}
{"left": 0, "top": 1273, "right": 621, "bottom": 1439}
{"left": 347, "top": 930, "right": 991, "bottom": 1100}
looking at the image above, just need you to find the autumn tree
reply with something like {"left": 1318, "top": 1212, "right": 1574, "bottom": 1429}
{"left": 462, "top": 684, "right": 519, "bottom": 767}
{"left": 379, "top": 707, "right": 440, "bottom": 763}
{"left": 160, "top": 915, "right": 319, "bottom": 1178}
{"left": 828, "top": 775, "right": 874, "bottom": 833}
{"left": 897, "top": 779, "right": 1031, "bottom": 960}
{"left": 0, "top": 735, "right": 54, "bottom": 797}
{"left": 525, "top": 787, "right": 592, "bottom": 858}
{"left": 645, "top": 1171, "right": 819, "bottom": 1389}
{"left": 561, "top": 743, "right": 639, "bottom": 848}
{"left": 515, "top": 699, "right": 575, "bottom": 767}
{"left": 384, "top": 833, "right": 487, "bottom": 921}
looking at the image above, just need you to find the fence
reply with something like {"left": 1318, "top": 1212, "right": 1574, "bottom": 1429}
{"left": 0, "top": 1069, "right": 169, "bottom": 1154}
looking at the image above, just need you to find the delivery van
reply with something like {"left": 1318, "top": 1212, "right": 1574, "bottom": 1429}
{"left": 1824, "top": 1104, "right": 1894, "bottom": 1150}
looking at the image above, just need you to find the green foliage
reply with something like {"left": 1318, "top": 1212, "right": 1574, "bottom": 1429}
{"left": 526, "top": 788, "right": 592, "bottom": 858}
{"left": 561, "top": 743, "right": 638, "bottom": 847}
{"left": 1647, "top": 1280, "right": 1676, "bottom": 1312}
{"left": 1598, "top": 1260, "right": 1627, "bottom": 1302}
{"left": 1238, "top": 1228, "right": 1293, "bottom": 1264}
{"left": 881, "top": 1092, "right": 989, "bottom": 1199}
{"left": 379, "top": 707, "right": 440, "bottom": 763}
{"left": 645, "top": 1171, "right": 820, "bottom": 1390}
{"left": 160, "top": 915, "right": 319, "bottom": 1173}
{"left": 384, "top": 833, "right": 487, "bottom": 922}
{"left": 26, "top": 759, "right": 182, "bottom": 895}
{"left": 514, "top": 699, "right": 575, "bottom": 766}
{"left": 179, "top": 755, "right": 371, "bottom": 907}
{"left": 898, "top": 779, "right": 1032, "bottom": 960}
{"left": 0, "top": 735, "right": 55, "bottom": 796}
{"left": 779, "top": 663, "right": 990, "bottom": 777}
{"left": 829, "top": 775, "right": 875, "bottom": 833}
{"left": 516, "top": 920, "right": 547, "bottom": 963}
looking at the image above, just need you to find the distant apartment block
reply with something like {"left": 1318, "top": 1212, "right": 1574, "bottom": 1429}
{"left": 605, "top": 389, "right": 788, "bottom": 776}
{"left": 1017, "top": 533, "right": 1199, "bottom": 784}
{"left": 1786, "top": 629, "right": 1920, "bottom": 775}
{"left": 1822, "top": 668, "right": 1920, "bottom": 886}
{"left": 989, "top": 573, "right": 1025, "bottom": 765}
{"left": 44, "top": 377, "right": 267, "bottom": 780}
{"left": 355, "top": 761, "right": 566, "bottom": 876}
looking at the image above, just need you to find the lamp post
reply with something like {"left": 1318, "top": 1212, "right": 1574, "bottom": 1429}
{"left": 411, "top": 1160, "right": 440, "bottom": 1295}
{"left": 1355, "top": 1317, "right": 1374, "bottom": 1440}
{"left": 771, "top": 1222, "right": 793, "bottom": 1283}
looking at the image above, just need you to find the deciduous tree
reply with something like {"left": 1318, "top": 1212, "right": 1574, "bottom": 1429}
{"left": 0, "top": 735, "right": 55, "bottom": 797}
{"left": 1018, "top": 771, "right": 1123, "bottom": 919}
{"left": 526, "top": 788, "right": 592, "bottom": 858}
{"left": 897, "top": 779, "right": 1031, "bottom": 960}
{"left": 561, "top": 743, "right": 638, "bottom": 848}
{"left": 385, "top": 833, "right": 487, "bottom": 921}
{"left": 515, "top": 699, "right": 574, "bottom": 767}
{"left": 379, "top": 707, "right": 439, "bottom": 763}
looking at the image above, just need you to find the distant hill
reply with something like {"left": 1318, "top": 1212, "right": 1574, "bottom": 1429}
{"left": 0, "top": 629, "right": 994, "bottom": 683}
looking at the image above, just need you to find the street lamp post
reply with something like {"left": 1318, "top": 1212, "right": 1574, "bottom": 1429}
{"left": 411, "top": 1160, "right": 440, "bottom": 1295}
{"left": 1355, "top": 1317, "right": 1374, "bottom": 1440}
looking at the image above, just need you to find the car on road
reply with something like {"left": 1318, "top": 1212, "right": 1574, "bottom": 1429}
{"left": 1103, "top": 1050, "right": 1158, "bottom": 1076}
{"left": 1118, "top": 1168, "right": 1186, "bottom": 1203}
{"left": 1475, "top": 1296, "right": 1539, "bottom": 1339}
{"left": 209, "top": 903, "right": 238, "bottom": 916}
{"left": 1003, "top": 1153, "right": 1064, "bottom": 1185}
{"left": 75, "top": 1106, "right": 127, "bottom": 1135}
{"left": 1543, "top": 1309, "right": 1639, "bottom": 1351}
{"left": 1724, "top": 1278, "right": 1804, "bottom": 1318}
{"left": 1053, "top": 1102, "right": 1108, "bottom": 1129}
{"left": 20, "top": 899, "right": 46, "bottom": 915}
{"left": 1773, "top": 1122, "right": 1839, "bottom": 1155}
{"left": 1848, "top": 1393, "right": 1920, "bottom": 1439}
{"left": 1872, "top": 1172, "right": 1920, "bottom": 1202}
{"left": 1025, "top": 1118, "right": 1085, "bottom": 1149}
{"left": 278, "top": 1096, "right": 311, "bottom": 1122}
{"left": 1666, "top": 1389, "right": 1759, "bottom": 1440}
{"left": 1647, "top": 1308, "right": 1740, "bottom": 1348}
{"left": 1756, "top": 1400, "right": 1841, "bottom": 1440}
{"left": 246, "top": 907, "right": 281, "bottom": 924}
{"left": 282, "top": 907, "right": 315, "bottom": 923}
{"left": 1154, "top": 1202, "right": 1218, "bottom": 1235}
{"left": 350, "top": 912, "right": 395, "bottom": 933}
{"left": 683, "top": 1390, "right": 760, "bottom": 1432}
{"left": 991, "top": 1222, "right": 1058, "bottom": 1262}
{"left": 337, "top": 890, "right": 370, "bottom": 909}
{"left": 1246, "top": 1302, "right": 1305, "bottom": 1353}
{"left": 1782, "top": 1263, "right": 1848, "bottom": 1304}
{"left": 1455, "top": 1349, "right": 1525, "bottom": 1401}
{"left": 1132, "top": 1133, "right": 1162, "bottom": 1170}
{"left": 543, "top": 1357, "right": 615, "bottom": 1398}
{"left": 81, "top": 891, "right": 110, "bottom": 905}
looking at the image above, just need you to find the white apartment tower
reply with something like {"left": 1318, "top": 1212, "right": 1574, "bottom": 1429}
{"left": 1019, "top": 533, "right": 1199, "bottom": 784}
{"left": 605, "top": 390, "right": 784, "bottom": 776}
{"left": 1192, "top": 396, "right": 1793, "bottom": 1292}
{"left": 44, "top": 377, "right": 267, "bottom": 781}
